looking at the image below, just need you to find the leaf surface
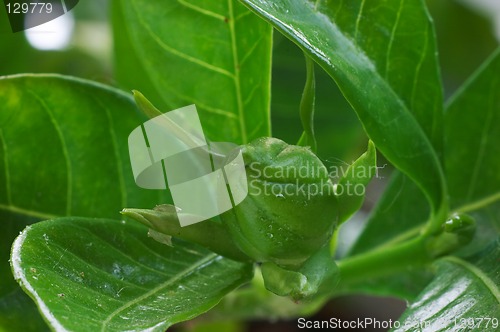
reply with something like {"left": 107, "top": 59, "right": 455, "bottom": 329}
{"left": 0, "top": 74, "right": 165, "bottom": 330}
{"left": 241, "top": 0, "right": 446, "bottom": 214}
{"left": 395, "top": 239, "right": 500, "bottom": 331}
{"left": 113, "top": 0, "right": 273, "bottom": 144}
{"left": 445, "top": 49, "right": 500, "bottom": 216}
{"left": 344, "top": 49, "right": 500, "bottom": 298}
{"left": 342, "top": 172, "right": 432, "bottom": 299}
{"left": 11, "top": 218, "right": 253, "bottom": 331}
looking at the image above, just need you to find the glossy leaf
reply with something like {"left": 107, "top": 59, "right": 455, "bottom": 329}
{"left": 113, "top": 0, "right": 273, "bottom": 144}
{"left": 241, "top": 0, "right": 446, "bottom": 217}
{"left": 0, "top": 74, "right": 170, "bottom": 330}
{"left": 344, "top": 48, "right": 500, "bottom": 298}
{"left": 11, "top": 217, "right": 253, "bottom": 331}
{"left": 395, "top": 239, "right": 500, "bottom": 331}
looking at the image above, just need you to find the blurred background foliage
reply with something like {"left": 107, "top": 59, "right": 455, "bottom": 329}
{"left": 0, "top": 0, "right": 498, "bottom": 331}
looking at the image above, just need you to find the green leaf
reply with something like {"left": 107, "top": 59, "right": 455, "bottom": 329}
{"left": 349, "top": 172, "right": 429, "bottom": 256}
{"left": 11, "top": 217, "right": 253, "bottom": 331}
{"left": 445, "top": 49, "right": 500, "bottom": 214}
{"left": 342, "top": 172, "right": 432, "bottom": 299}
{"left": 0, "top": 74, "right": 167, "bottom": 220}
{"left": 426, "top": 0, "right": 499, "bottom": 94}
{"left": 395, "top": 239, "right": 500, "bottom": 331}
{"left": 337, "top": 140, "right": 377, "bottom": 223}
{"left": 444, "top": 49, "right": 500, "bottom": 256}
{"left": 241, "top": 0, "right": 446, "bottom": 219}
{"left": 343, "top": 48, "right": 500, "bottom": 298}
{"left": 0, "top": 74, "right": 167, "bottom": 330}
{"left": 113, "top": 0, "right": 273, "bottom": 144}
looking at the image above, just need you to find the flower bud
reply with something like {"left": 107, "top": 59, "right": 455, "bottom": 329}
{"left": 221, "top": 137, "right": 338, "bottom": 269}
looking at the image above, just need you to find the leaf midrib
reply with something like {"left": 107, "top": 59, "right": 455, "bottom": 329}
{"left": 442, "top": 256, "right": 500, "bottom": 303}
{"left": 0, "top": 129, "right": 12, "bottom": 206}
{"left": 129, "top": 0, "right": 250, "bottom": 144}
{"left": 228, "top": 0, "right": 247, "bottom": 144}
{"left": 100, "top": 253, "right": 218, "bottom": 331}
{"left": 455, "top": 192, "right": 500, "bottom": 214}
{"left": 27, "top": 88, "right": 73, "bottom": 216}
{"left": 465, "top": 76, "right": 498, "bottom": 202}
{"left": 0, "top": 203, "right": 58, "bottom": 220}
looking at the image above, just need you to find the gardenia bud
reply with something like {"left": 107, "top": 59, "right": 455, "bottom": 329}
{"left": 221, "top": 137, "right": 338, "bottom": 269}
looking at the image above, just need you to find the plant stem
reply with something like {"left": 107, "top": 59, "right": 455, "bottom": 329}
{"left": 422, "top": 200, "right": 449, "bottom": 237}
{"left": 297, "top": 53, "right": 317, "bottom": 152}
{"left": 336, "top": 236, "right": 432, "bottom": 286}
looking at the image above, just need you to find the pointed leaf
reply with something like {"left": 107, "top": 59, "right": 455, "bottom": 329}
{"left": 395, "top": 239, "right": 500, "bottom": 331}
{"left": 113, "top": 0, "right": 273, "bottom": 144}
{"left": 241, "top": 0, "right": 446, "bottom": 217}
{"left": 337, "top": 140, "right": 377, "bottom": 223}
{"left": 11, "top": 218, "right": 253, "bottom": 331}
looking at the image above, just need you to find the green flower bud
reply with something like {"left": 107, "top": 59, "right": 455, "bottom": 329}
{"left": 427, "top": 213, "right": 476, "bottom": 257}
{"left": 221, "top": 137, "right": 338, "bottom": 269}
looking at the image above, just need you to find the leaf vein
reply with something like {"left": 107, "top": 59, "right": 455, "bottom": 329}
{"left": 465, "top": 75, "right": 498, "bottom": 201}
{"left": 0, "top": 203, "right": 58, "bottom": 220}
{"left": 443, "top": 256, "right": 500, "bottom": 303}
{"left": 456, "top": 192, "right": 500, "bottom": 214}
{"left": 239, "top": 34, "right": 265, "bottom": 67}
{"left": 100, "top": 99, "right": 128, "bottom": 208}
{"left": 71, "top": 224, "right": 181, "bottom": 276}
{"left": 354, "top": 0, "right": 366, "bottom": 42}
{"left": 228, "top": 0, "right": 247, "bottom": 143}
{"left": 410, "top": 23, "right": 429, "bottom": 113}
{"left": 132, "top": 0, "right": 234, "bottom": 79}
{"left": 177, "top": 0, "right": 226, "bottom": 21}
{"left": 385, "top": 0, "right": 404, "bottom": 78}
{"left": 27, "top": 89, "right": 73, "bottom": 215}
{"left": 0, "top": 129, "right": 12, "bottom": 205}
{"left": 100, "top": 253, "right": 218, "bottom": 331}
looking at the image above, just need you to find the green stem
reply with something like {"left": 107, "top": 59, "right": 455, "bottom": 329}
{"left": 297, "top": 53, "right": 317, "bottom": 152}
{"left": 337, "top": 236, "right": 432, "bottom": 286}
{"left": 422, "top": 200, "right": 449, "bottom": 237}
